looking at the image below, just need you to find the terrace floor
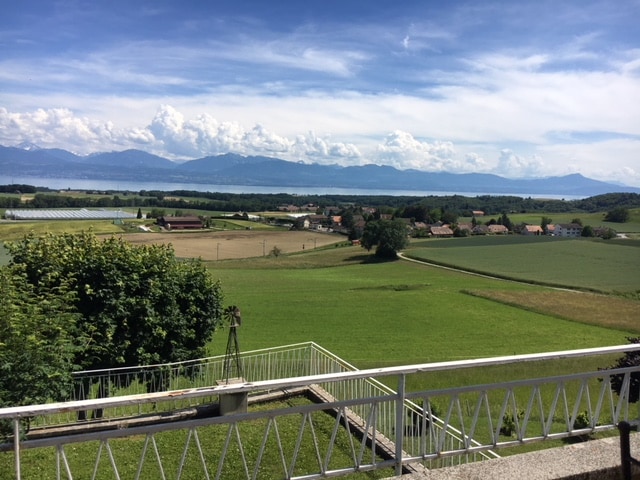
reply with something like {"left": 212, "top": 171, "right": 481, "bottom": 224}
{"left": 387, "top": 431, "right": 640, "bottom": 480}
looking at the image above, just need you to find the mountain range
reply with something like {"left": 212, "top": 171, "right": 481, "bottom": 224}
{"left": 1, "top": 144, "right": 638, "bottom": 197}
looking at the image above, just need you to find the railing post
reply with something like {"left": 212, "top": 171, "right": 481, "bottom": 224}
{"left": 14, "top": 418, "right": 21, "bottom": 480}
{"left": 620, "top": 421, "right": 633, "bottom": 480}
{"left": 395, "top": 374, "right": 406, "bottom": 476}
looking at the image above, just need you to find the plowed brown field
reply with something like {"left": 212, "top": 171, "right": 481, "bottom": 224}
{"left": 122, "top": 230, "right": 342, "bottom": 260}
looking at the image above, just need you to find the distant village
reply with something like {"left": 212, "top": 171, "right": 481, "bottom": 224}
{"left": 152, "top": 202, "right": 594, "bottom": 240}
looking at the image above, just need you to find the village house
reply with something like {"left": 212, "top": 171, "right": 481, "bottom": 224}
{"left": 456, "top": 223, "right": 473, "bottom": 234}
{"left": 156, "top": 215, "right": 203, "bottom": 230}
{"left": 522, "top": 225, "right": 543, "bottom": 235}
{"left": 413, "top": 221, "right": 429, "bottom": 231}
{"left": 323, "top": 206, "right": 340, "bottom": 216}
{"left": 554, "top": 223, "right": 583, "bottom": 237}
{"left": 278, "top": 204, "right": 301, "bottom": 212}
{"left": 430, "top": 226, "right": 454, "bottom": 238}
{"left": 361, "top": 207, "right": 376, "bottom": 216}
{"left": 487, "top": 224, "right": 509, "bottom": 234}
{"left": 305, "top": 214, "right": 330, "bottom": 231}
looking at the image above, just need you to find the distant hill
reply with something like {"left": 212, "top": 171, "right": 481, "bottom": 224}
{"left": 0, "top": 144, "right": 638, "bottom": 197}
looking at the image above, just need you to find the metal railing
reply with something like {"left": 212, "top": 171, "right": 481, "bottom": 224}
{"left": 2, "top": 343, "right": 639, "bottom": 479}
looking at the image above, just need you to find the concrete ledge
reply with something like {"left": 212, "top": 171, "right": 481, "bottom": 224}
{"left": 387, "top": 432, "right": 640, "bottom": 479}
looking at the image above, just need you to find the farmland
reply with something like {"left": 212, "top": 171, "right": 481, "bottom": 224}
{"left": 405, "top": 235, "right": 640, "bottom": 294}
{"left": 123, "top": 229, "right": 345, "bottom": 260}
{"left": 1, "top": 213, "right": 640, "bottom": 478}
{"left": 207, "top": 245, "right": 638, "bottom": 365}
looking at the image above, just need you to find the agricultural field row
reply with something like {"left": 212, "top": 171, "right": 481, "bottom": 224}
{"left": 404, "top": 235, "right": 640, "bottom": 294}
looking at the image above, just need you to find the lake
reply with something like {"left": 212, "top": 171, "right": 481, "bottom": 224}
{"left": 0, "top": 175, "right": 582, "bottom": 200}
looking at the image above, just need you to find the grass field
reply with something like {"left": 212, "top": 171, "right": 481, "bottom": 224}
{"left": 2, "top": 220, "right": 640, "bottom": 477}
{"left": 405, "top": 235, "right": 640, "bottom": 294}
{"left": 208, "top": 246, "right": 637, "bottom": 367}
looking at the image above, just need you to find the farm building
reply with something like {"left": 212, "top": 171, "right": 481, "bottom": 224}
{"left": 487, "top": 224, "right": 509, "bottom": 234}
{"left": 156, "top": 215, "right": 203, "bottom": 230}
{"left": 430, "top": 226, "right": 454, "bottom": 237}
{"left": 554, "top": 223, "right": 583, "bottom": 237}
{"left": 522, "top": 225, "right": 544, "bottom": 235}
{"left": 4, "top": 209, "right": 137, "bottom": 220}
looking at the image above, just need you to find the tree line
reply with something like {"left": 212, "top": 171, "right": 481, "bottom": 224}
{"left": 1, "top": 185, "right": 639, "bottom": 216}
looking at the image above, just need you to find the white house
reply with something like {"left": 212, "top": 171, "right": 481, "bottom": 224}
{"left": 554, "top": 223, "right": 583, "bottom": 237}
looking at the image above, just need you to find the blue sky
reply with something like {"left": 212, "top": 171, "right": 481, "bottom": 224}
{"left": 1, "top": 0, "right": 639, "bottom": 186}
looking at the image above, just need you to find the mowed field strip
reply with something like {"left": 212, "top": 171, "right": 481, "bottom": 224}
{"left": 121, "top": 230, "right": 343, "bottom": 260}
{"left": 406, "top": 235, "right": 640, "bottom": 293}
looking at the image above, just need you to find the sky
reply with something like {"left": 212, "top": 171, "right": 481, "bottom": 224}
{"left": 1, "top": 0, "right": 639, "bottom": 186}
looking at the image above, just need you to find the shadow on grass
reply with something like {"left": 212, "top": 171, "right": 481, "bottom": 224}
{"left": 343, "top": 253, "right": 402, "bottom": 264}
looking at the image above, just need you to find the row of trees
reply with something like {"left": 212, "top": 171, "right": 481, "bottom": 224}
{"left": 1, "top": 186, "right": 638, "bottom": 217}
{"left": 0, "top": 233, "right": 224, "bottom": 419}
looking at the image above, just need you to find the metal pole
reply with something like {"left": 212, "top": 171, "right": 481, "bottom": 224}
{"left": 14, "top": 418, "right": 21, "bottom": 480}
{"left": 619, "top": 421, "right": 632, "bottom": 480}
{"left": 395, "top": 374, "right": 406, "bottom": 476}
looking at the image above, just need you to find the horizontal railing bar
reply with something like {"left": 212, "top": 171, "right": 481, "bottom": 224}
{"left": 4, "top": 392, "right": 397, "bottom": 451}
{"left": 3, "top": 343, "right": 637, "bottom": 419}
{"left": 73, "top": 341, "right": 316, "bottom": 375}
{"left": 407, "top": 365, "right": 638, "bottom": 398}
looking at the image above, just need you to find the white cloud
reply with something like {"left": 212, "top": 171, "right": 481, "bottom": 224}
{"left": 495, "top": 149, "right": 546, "bottom": 178}
{"left": 1, "top": 99, "right": 639, "bottom": 187}
{"left": 293, "top": 131, "right": 361, "bottom": 160}
{"left": 142, "top": 105, "right": 362, "bottom": 160}
{"left": 537, "top": 138, "right": 640, "bottom": 186}
{"left": 376, "top": 130, "right": 462, "bottom": 171}
{"left": 0, "top": 107, "right": 120, "bottom": 152}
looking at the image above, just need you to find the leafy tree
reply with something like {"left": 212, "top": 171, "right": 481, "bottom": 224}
{"left": 540, "top": 216, "right": 552, "bottom": 231}
{"left": 571, "top": 218, "right": 583, "bottom": 226}
{"left": 441, "top": 210, "right": 459, "bottom": 225}
{"left": 604, "top": 207, "right": 630, "bottom": 223}
{"left": 581, "top": 225, "right": 594, "bottom": 237}
{"left": 500, "top": 213, "right": 513, "bottom": 231}
{"left": 361, "top": 219, "right": 409, "bottom": 258}
{"left": 136, "top": 207, "right": 143, "bottom": 219}
{"left": 598, "top": 227, "right": 617, "bottom": 240}
{"left": 147, "top": 208, "right": 166, "bottom": 218}
{"left": 6, "top": 232, "right": 224, "bottom": 371}
{"left": 606, "top": 337, "right": 640, "bottom": 403}
{"left": 340, "top": 210, "right": 355, "bottom": 230}
{"left": 453, "top": 226, "right": 470, "bottom": 237}
{"left": 0, "top": 266, "right": 79, "bottom": 436}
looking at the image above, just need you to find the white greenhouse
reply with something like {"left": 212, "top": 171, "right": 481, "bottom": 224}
{"left": 4, "top": 209, "right": 137, "bottom": 220}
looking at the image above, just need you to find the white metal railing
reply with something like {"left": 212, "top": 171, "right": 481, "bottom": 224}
{"left": 1, "top": 343, "right": 639, "bottom": 479}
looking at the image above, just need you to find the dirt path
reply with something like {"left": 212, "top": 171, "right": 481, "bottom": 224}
{"left": 122, "top": 230, "right": 342, "bottom": 260}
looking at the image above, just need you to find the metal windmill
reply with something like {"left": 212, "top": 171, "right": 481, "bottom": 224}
{"left": 222, "top": 306, "right": 244, "bottom": 384}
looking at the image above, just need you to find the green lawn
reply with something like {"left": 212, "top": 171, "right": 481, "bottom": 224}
{"left": 405, "top": 235, "right": 640, "bottom": 293}
{"left": 4, "top": 241, "right": 639, "bottom": 478}
{"left": 209, "top": 247, "right": 634, "bottom": 368}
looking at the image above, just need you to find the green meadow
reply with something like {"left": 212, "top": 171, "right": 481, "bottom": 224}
{"left": 206, "top": 243, "right": 639, "bottom": 458}
{"left": 208, "top": 244, "right": 639, "bottom": 385}
{"left": 405, "top": 235, "right": 640, "bottom": 294}
{"left": 2, "top": 221, "right": 640, "bottom": 477}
